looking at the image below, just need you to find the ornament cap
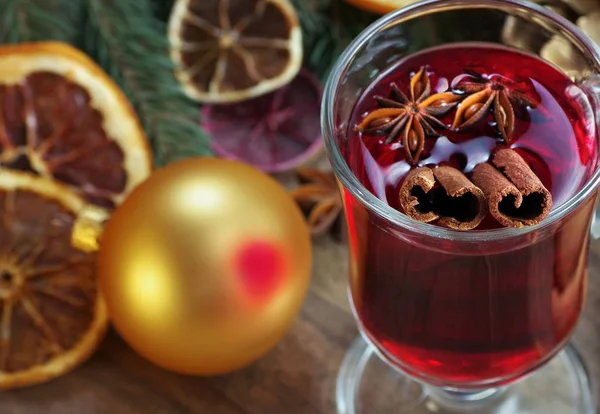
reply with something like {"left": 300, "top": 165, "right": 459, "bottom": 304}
{"left": 72, "top": 205, "right": 110, "bottom": 253}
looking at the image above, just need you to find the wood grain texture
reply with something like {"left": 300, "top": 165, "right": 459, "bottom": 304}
{"left": 2, "top": 173, "right": 600, "bottom": 413}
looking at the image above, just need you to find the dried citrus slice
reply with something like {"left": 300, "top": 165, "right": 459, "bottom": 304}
{"left": 0, "top": 42, "right": 152, "bottom": 209}
{"left": 344, "top": 0, "right": 419, "bottom": 14}
{"left": 0, "top": 170, "right": 107, "bottom": 390}
{"left": 202, "top": 69, "right": 323, "bottom": 172}
{"left": 168, "top": 0, "right": 303, "bottom": 103}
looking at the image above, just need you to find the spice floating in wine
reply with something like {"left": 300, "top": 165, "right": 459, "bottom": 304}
{"left": 472, "top": 149, "right": 552, "bottom": 227}
{"left": 349, "top": 43, "right": 596, "bottom": 229}
{"left": 399, "top": 165, "right": 487, "bottom": 230}
{"left": 451, "top": 69, "right": 538, "bottom": 144}
{"left": 355, "top": 67, "right": 461, "bottom": 163}
{"left": 356, "top": 64, "right": 551, "bottom": 228}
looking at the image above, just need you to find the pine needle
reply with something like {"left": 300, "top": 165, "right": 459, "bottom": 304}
{"left": 0, "top": 0, "right": 83, "bottom": 44}
{"left": 153, "top": 0, "right": 175, "bottom": 21}
{"left": 292, "top": 0, "right": 378, "bottom": 82}
{"left": 84, "top": 0, "right": 212, "bottom": 167}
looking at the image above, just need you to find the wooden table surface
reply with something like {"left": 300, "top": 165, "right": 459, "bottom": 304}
{"left": 3, "top": 170, "right": 600, "bottom": 414}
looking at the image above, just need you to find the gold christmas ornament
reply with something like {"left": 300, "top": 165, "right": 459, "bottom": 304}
{"left": 97, "top": 158, "right": 312, "bottom": 375}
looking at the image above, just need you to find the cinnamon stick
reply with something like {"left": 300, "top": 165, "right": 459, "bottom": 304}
{"left": 399, "top": 167, "right": 439, "bottom": 223}
{"left": 399, "top": 166, "right": 487, "bottom": 230}
{"left": 472, "top": 148, "right": 552, "bottom": 228}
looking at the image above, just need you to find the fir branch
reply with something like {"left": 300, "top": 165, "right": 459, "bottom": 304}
{"left": 0, "top": 0, "right": 83, "bottom": 44}
{"left": 293, "top": 0, "right": 378, "bottom": 82}
{"left": 84, "top": 0, "right": 212, "bottom": 167}
{"left": 153, "top": 0, "right": 176, "bottom": 22}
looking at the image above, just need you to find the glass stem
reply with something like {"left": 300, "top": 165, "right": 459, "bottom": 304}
{"left": 425, "top": 385, "right": 508, "bottom": 409}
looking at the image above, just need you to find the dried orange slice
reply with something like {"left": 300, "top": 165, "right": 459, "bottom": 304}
{"left": 168, "top": 0, "right": 303, "bottom": 103}
{"left": 344, "top": 0, "right": 419, "bottom": 15}
{"left": 0, "top": 42, "right": 152, "bottom": 209}
{"left": 202, "top": 69, "right": 323, "bottom": 172}
{"left": 0, "top": 170, "right": 107, "bottom": 390}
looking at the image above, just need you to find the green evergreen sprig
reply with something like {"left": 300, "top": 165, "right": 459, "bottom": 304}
{"left": 0, "top": 0, "right": 83, "bottom": 44}
{"left": 291, "top": 0, "right": 378, "bottom": 82}
{"left": 83, "top": 0, "right": 212, "bottom": 167}
{"left": 153, "top": 0, "right": 175, "bottom": 21}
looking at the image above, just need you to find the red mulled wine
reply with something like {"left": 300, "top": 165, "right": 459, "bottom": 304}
{"left": 344, "top": 43, "right": 598, "bottom": 384}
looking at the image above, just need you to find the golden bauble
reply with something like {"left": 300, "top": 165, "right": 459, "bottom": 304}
{"left": 98, "top": 158, "right": 312, "bottom": 375}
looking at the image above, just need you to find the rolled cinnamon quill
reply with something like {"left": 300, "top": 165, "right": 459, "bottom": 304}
{"left": 399, "top": 166, "right": 487, "bottom": 230}
{"left": 472, "top": 148, "right": 552, "bottom": 228}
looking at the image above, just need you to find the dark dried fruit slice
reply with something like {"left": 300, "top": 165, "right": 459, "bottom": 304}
{"left": 0, "top": 170, "right": 108, "bottom": 390}
{"left": 168, "top": 0, "right": 303, "bottom": 103}
{"left": 0, "top": 42, "right": 152, "bottom": 209}
{"left": 202, "top": 69, "right": 323, "bottom": 172}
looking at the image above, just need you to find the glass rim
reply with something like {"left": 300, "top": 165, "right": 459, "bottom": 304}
{"left": 322, "top": 0, "right": 600, "bottom": 242}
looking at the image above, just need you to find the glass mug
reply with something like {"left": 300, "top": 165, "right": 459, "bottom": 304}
{"left": 322, "top": 1, "right": 600, "bottom": 413}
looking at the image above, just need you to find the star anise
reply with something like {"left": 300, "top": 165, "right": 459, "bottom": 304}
{"left": 355, "top": 67, "right": 462, "bottom": 164}
{"left": 290, "top": 169, "right": 345, "bottom": 240}
{"left": 451, "top": 70, "right": 538, "bottom": 144}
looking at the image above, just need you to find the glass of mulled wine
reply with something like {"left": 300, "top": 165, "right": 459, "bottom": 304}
{"left": 323, "top": 1, "right": 600, "bottom": 413}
